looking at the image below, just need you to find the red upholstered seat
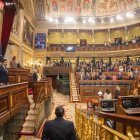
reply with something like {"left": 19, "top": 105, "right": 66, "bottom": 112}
{"left": 28, "top": 88, "right": 33, "bottom": 95}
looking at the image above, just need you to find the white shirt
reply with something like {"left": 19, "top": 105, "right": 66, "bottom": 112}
{"left": 103, "top": 93, "right": 112, "bottom": 100}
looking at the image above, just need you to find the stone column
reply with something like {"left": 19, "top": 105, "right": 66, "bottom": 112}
{"left": 17, "top": 7, "right": 24, "bottom": 39}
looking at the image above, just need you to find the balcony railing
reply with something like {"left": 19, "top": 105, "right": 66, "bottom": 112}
{"left": 75, "top": 108, "right": 140, "bottom": 140}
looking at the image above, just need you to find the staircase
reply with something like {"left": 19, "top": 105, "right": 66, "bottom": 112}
{"left": 3, "top": 105, "right": 29, "bottom": 140}
{"left": 20, "top": 94, "right": 36, "bottom": 135}
{"left": 70, "top": 64, "right": 81, "bottom": 102}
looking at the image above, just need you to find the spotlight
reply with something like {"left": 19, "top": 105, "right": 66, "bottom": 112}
{"left": 126, "top": 12, "right": 134, "bottom": 18}
{"left": 110, "top": 18, "right": 114, "bottom": 23}
{"left": 116, "top": 14, "right": 124, "bottom": 20}
{"left": 82, "top": 19, "right": 86, "bottom": 24}
{"left": 55, "top": 19, "right": 59, "bottom": 23}
{"left": 48, "top": 17, "right": 54, "bottom": 22}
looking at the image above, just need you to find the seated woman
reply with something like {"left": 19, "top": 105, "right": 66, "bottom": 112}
{"left": 103, "top": 89, "right": 112, "bottom": 100}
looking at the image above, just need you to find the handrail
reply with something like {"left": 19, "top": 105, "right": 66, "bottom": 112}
{"left": 77, "top": 108, "right": 140, "bottom": 128}
{"left": 75, "top": 107, "right": 139, "bottom": 140}
{"left": 47, "top": 43, "right": 140, "bottom": 52}
{"left": 34, "top": 87, "right": 45, "bottom": 135}
{"left": 69, "top": 68, "right": 73, "bottom": 102}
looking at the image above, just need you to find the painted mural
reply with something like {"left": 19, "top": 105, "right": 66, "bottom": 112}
{"left": 44, "top": 0, "right": 140, "bottom": 17}
{"left": 95, "top": 0, "right": 139, "bottom": 16}
{"left": 23, "top": 18, "right": 34, "bottom": 47}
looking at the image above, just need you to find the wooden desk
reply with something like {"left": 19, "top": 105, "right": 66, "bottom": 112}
{"left": 79, "top": 80, "right": 135, "bottom": 101}
{"left": 33, "top": 80, "right": 53, "bottom": 103}
{"left": 8, "top": 68, "right": 29, "bottom": 83}
{"left": 116, "top": 96, "right": 140, "bottom": 133}
{"left": 0, "top": 82, "right": 28, "bottom": 125}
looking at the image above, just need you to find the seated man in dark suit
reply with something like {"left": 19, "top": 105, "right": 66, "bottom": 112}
{"left": 0, "top": 59, "right": 8, "bottom": 85}
{"left": 41, "top": 105, "right": 77, "bottom": 140}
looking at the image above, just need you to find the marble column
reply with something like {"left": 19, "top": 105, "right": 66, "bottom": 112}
{"left": 17, "top": 7, "right": 24, "bottom": 39}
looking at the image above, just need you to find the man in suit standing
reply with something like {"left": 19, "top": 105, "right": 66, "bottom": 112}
{"left": 0, "top": 59, "right": 8, "bottom": 85}
{"left": 41, "top": 105, "right": 77, "bottom": 140}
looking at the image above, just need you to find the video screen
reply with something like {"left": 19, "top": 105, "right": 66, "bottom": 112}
{"left": 101, "top": 101, "right": 113, "bottom": 108}
{"left": 122, "top": 97, "right": 140, "bottom": 109}
{"left": 35, "top": 33, "right": 46, "bottom": 49}
{"left": 65, "top": 46, "right": 75, "bottom": 52}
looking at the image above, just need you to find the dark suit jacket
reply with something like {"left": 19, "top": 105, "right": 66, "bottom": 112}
{"left": 0, "top": 66, "right": 8, "bottom": 84}
{"left": 41, "top": 118, "right": 77, "bottom": 140}
{"left": 33, "top": 72, "right": 38, "bottom": 81}
{"left": 114, "top": 90, "right": 120, "bottom": 99}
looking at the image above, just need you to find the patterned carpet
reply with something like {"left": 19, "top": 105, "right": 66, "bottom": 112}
{"left": 19, "top": 90, "right": 86, "bottom": 140}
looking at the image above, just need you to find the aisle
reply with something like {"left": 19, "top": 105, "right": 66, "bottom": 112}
{"left": 20, "top": 90, "right": 86, "bottom": 140}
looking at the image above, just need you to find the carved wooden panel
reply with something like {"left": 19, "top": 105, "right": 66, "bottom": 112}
{"left": 20, "top": 76, "right": 28, "bottom": 82}
{"left": 9, "top": 76, "right": 16, "bottom": 83}
{"left": 13, "top": 89, "right": 27, "bottom": 107}
{"left": 8, "top": 68, "right": 29, "bottom": 83}
{"left": 0, "top": 95, "right": 9, "bottom": 115}
{"left": 33, "top": 81, "right": 52, "bottom": 103}
{"left": 0, "top": 82, "right": 28, "bottom": 124}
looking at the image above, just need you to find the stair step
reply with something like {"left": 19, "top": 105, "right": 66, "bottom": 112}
{"left": 21, "top": 127, "right": 34, "bottom": 134}
{"left": 30, "top": 103, "right": 35, "bottom": 109}
{"left": 22, "top": 121, "right": 35, "bottom": 128}
{"left": 25, "top": 115, "right": 35, "bottom": 121}
{"left": 27, "top": 110, "right": 36, "bottom": 115}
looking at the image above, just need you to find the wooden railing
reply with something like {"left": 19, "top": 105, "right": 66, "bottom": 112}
{"left": 33, "top": 80, "right": 53, "bottom": 135}
{"left": 34, "top": 87, "right": 45, "bottom": 135}
{"left": 69, "top": 69, "right": 73, "bottom": 102}
{"left": 75, "top": 108, "right": 140, "bottom": 140}
{"left": 47, "top": 44, "right": 140, "bottom": 52}
{"left": 0, "top": 82, "right": 28, "bottom": 125}
{"left": 32, "top": 80, "right": 53, "bottom": 103}
{"left": 8, "top": 68, "right": 29, "bottom": 84}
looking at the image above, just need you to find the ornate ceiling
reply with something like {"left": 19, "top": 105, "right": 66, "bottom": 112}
{"left": 35, "top": 0, "right": 140, "bottom": 20}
